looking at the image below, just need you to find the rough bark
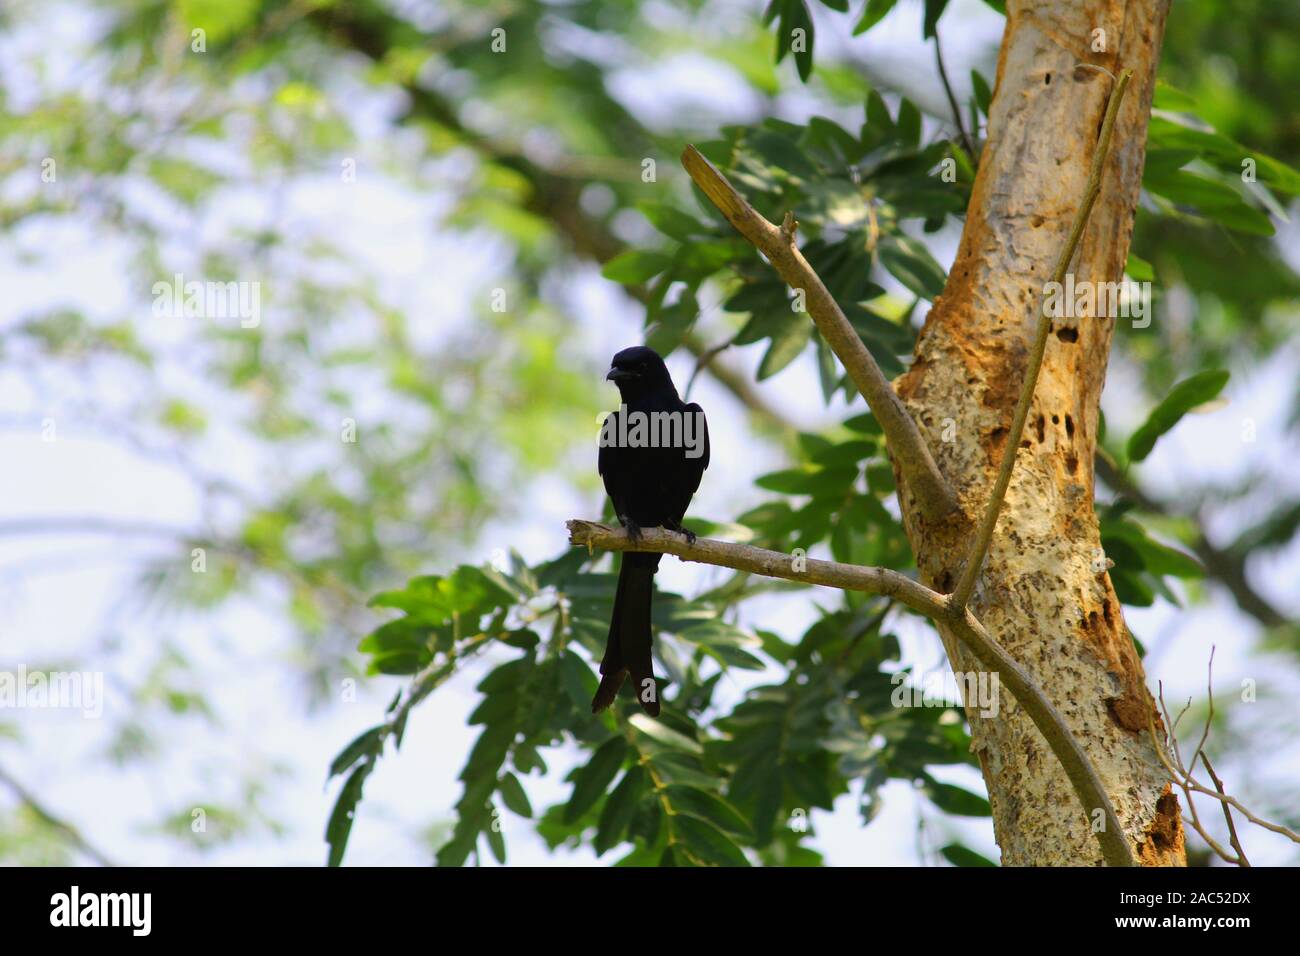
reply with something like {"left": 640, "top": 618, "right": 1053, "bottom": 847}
{"left": 894, "top": 0, "right": 1185, "bottom": 865}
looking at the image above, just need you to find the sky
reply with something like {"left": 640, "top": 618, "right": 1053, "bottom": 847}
{"left": 0, "top": 0, "right": 1296, "bottom": 867}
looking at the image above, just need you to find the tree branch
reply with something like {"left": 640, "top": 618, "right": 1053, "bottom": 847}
{"left": 951, "top": 69, "right": 1133, "bottom": 609}
{"left": 679, "top": 146, "right": 959, "bottom": 522}
{"left": 0, "top": 763, "right": 116, "bottom": 866}
{"left": 568, "top": 519, "right": 1136, "bottom": 866}
{"left": 567, "top": 520, "right": 945, "bottom": 617}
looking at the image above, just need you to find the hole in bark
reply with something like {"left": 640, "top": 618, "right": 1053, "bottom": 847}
{"left": 1034, "top": 414, "right": 1045, "bottom": 443}
{"left": 1045, "top": 73, "right": 1052, "bottom": 85}
{"left": 1148, "top": 792, "right": 1181, "bottom": 850}
{"left": 1065, "top": 453, "right": 1078, "bottom": 474}
{"left": 1065, "top": 414, "right": 1075, "bottom": 439}
{"left": 1055, "top": 326, "right": 1079, "bottom": 343}
{"left": 1103, "top": 597, "right": 1115, "bottom": 628}
{"left": 1031, "top": 215, "right": 1045, "bottom": 228}
{"left": 1051, "top": 414, "right": 1060, "bottom": 424}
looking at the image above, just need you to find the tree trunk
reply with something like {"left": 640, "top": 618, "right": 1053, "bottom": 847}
{"left": 894, "top": 0, "right": 1185, "bottom": 865}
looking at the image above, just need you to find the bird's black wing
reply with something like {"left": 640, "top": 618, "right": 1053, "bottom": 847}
{"left": 598, "top": 408, "right": 628, "bottom": 520}
{"left": 665, "top": 400, "right": 708, "bottom": 524}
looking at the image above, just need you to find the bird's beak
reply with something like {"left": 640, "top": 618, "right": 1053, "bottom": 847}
{"left": 606, "top": 367, "right": 636, "bottom": 383}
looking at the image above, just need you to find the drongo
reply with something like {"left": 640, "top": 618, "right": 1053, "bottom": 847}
{"left": 592, "top": 346, "right": 709, "bottom": 716}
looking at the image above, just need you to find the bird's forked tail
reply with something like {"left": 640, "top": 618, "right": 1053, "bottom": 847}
{"left": 591, "top": 557, "right": 659, "bottom": 716}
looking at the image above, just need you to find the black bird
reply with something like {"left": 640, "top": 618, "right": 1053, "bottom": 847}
{"left": 593, "top": 346, "right": 709, "bottom": 717}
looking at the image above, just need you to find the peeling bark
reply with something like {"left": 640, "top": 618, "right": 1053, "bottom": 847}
{"left": 894, "top": 0, "right": 1185, "bottom": 866}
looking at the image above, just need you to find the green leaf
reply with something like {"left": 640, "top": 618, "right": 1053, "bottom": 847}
{"left": 325, "top": 763, "right": 371, "bottom": 867}
{"left": 789, "top": 1, "right": 815, "bottom": 82}
{"left": 1144, "top": 168, "right": 1274, "bottom": 236}
{"left": 865, "top": 90, "right": 893, "bottom": 132}
{"left": 728, "top": 758, "right": 784, "bottom": 844}
{"left": 563, "top": 736, "right": 628, "bottom": 823}
{"left": 748, "top": 129, "right": 818, "bottom": 180}
{"left": 558, "top": 649, "right": 598, "bottom": 711}
{"left": 665, "top": 785, "right": 754, "bottom": 838}
{"left": 595, "top": 767, "right": 647, "bottom": 855}
{"left": 896, "top": 99, "right": 921, "bottom": 147}
{"left": 754, "top": 467, "right": 820, "bottom": 494}
{"left": 1101, "top": 515, "right": 1204, "bottom": 579}
{"left": 853, "top": 0, "right": 898, "bottom": 35}
{"left": 940, "top": 842, "right": 997, "bottom": 867}
{"left": 498, "top": 772, "right": 533, "bottom": 818}
{"left": 758, "top": 316, "right": 812, "bottom": 379}
{"left": 1152, "top": 81, "right": 1198, "bottom": 113}
{"left": 328, "top": 727, "right": 383, "bottom": 780}
{"left": 600, "top": 251, "right": 672, "bottom": 285}
{"left": 637, "top": 202, "right": 704, "bottom": 241}
{"left": 922, "top": 0, "right": 949, "bottom": 38}
{"left": 179, "top": 0, "right": 259, "bottom": 43}
{"left": 628, "top": 713, "right": 704, "bottom": 754}
{"left": 970, "top": 70, "right": 992, "bottom": 117}
{"left": 879, "top": 236, "right": 947, "bottom": 299}
{"left": 476, "top": 656, "right": 534, "bottom": 694}
{"left": 843, "top": 412, "right": 882, "bottom": 435}
{"left": 368, "top": 566, "right": 514, "bottom": 624}
{"left": 1126, "top": 369, "right": 1229, "bottom": 462}
{"left": 1125, "top": 253, "right": 1155, "bottom": 282}
{"left": 486, "top": 819, "right": 507, "bottom": 864}
{"left": 923, "top": 779, "right": 992, "bottom": 816}
{"left": 673, "top": 814, "right": 751, "bottom": 866}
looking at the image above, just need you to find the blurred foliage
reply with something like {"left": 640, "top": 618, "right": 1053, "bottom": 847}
{"left": 0, "top": 0, "right": 1295, "bottom": 865}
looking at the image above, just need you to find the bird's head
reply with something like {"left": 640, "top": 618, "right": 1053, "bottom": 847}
{"left": 606, "top": 345, "right": 673, "bottom": 400}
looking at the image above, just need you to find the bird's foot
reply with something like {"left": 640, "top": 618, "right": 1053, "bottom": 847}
{"left": 663, "top": 519, "right": 696, "bottom": 545}
{"left": 619, "top": 516, "right": 643, "bottom": 543}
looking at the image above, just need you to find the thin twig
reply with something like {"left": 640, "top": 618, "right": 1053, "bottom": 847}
{"left": 951, "top": 69, "right": 1133, "bottom": 609}
{"left": 934, "top": 32, "right": 975, "bottom": 159}
{"left": 1188, "top": 646, "right": 1216, "bottom": 774}
{"left": 0, "top": 764, "right": 116, "bottom": 866}
{"left": 684, "top": 336, "right": 736, "bottom": 402}
{"left": 680, "top": 146, "right": 959, "bottom": 522}
{"left": 1146, "top": 671, "right": 1298, "bottom": 865}
{"left": 1201, "top": 753, "right": 1250, "bottom": 866}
